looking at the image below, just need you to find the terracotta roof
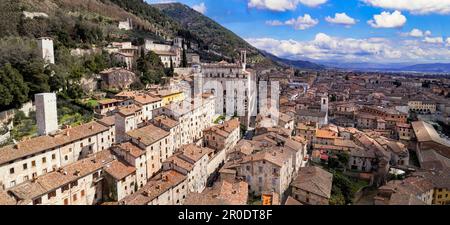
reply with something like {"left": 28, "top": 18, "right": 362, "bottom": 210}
{"left": 184, "top": 180, "right": 248, "bottom": 205}
{"left": 127, "top": 124, "right": 169, "bottom": 146}
{"left": 178, "top": 144, "right": 214, "bottom": 163}
{"left": 0, "top": 190, "right": 16, "bottom": 205}
{"left": 241, "top": 147, "right": 292, "bottom": 167}
{"left": 413, "top": 168, "right": 450, "bottom": 189}
{"left": 105, "top": 160, "right": 136, "bottom": 180}
{"left": 117, "top": 105, "right": 141, "bottom": 117}
{"left": 284, "top": 196, "right": 303, "bottom": 205}
{"left": 291, "top": 166, "right": 333, "bottom": 199}
{"left": 98, "top": 98, "right": 120, "bottom": 105}
{"left": 0, "top": 122, "right": 109, "bottom": 165}
{"left": 412, "top": 121, "right": 450, "bottom": 147}
{"left": 115, "top": 91, "right": 137, "bottom": 99}
{"left": 134, "top": 94, "right": 161, "bottom": 105}
{"left": 316, "top": 129, "right": 338, "bottom": 139}
{"left": 114, "top": 142, "right": 146, "bottom": 158}
{"left": 165, "top": 153, "right": 194, "bottom": 172}
{"left": 122, "top": 170, "right": 186, "bottom": 205}
{"left": 230, "top": 140, "right": 258, "bottom": 156}
{"left": 153, "top": 115, "right": 179, "bottom": 129}
{"left": 97, "top": 116, "right": 115, "bottom": 127}
{"left": 378, "top": 176, "right": 433, "bottom": 205}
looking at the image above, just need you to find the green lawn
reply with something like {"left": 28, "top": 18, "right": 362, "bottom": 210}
{"left": 10, "top": 111, "right": 38, "bottom": 141}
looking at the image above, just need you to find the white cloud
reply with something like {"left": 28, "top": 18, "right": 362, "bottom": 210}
{"left": 246, "top": 33, "right": 450, "bottom": 63}
{"left": 286, "top": 14, "right": 319, "bottom": 30}
{"left": 299, "top": 0, "right": 328, "bottom": 7}
{"left": 447, "top": 38, "right": 450, "bottom": 46}
{"left": 265, "top": 20, "right": 284, "bottom": 26}
{"left": 409, "top": 29, "right": 424, "bottom": 37}
{"left": 406, "top": 28, "right": 432, "bottom": 38}
{"left": 368, "top": 10, "right": 406, "bottom": 28}
{"left": 363, "top": 0, "right": 450, "bottom": 15}
{"left": 423, "top": 36, "right": 444, "bottom": 44}
{"left": 248, "top": 0, "right": 327, "bottom": 12}
{"left": 192, "top": 2, "right": 207, "bottom": 14}
{"left": 266, "top": 14, "right": 319, "bottom": 30}
{"left": 325, "top": 13, "right": 357, "bottom": 26}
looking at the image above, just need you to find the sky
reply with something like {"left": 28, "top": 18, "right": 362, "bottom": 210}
{"left": 147, "top": 0, "right": 450, "bottom": 64}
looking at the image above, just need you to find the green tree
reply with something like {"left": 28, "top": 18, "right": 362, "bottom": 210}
{"left": 66, "top": 83, "right": 83, "bottom": 99}
{"left": 84, "top": 51, "right": 110, "bottom": 74}
{"left": 48, "top": 64, "right": 69, "bottom": 92}
{"left": 137, "top": 51, "right": 165, "bottom": 85}
{"left": 0, "top": 0, "right": 21, "bottom": 37}
{"left": 0, "top": 84, "right": 13, "bottom": 107}
{"left": 21, "top": 58, "right": 51, "bottom": 97}
{"left": 181, "top": 43, "right": 188, "bottom": 67}
{"left": 130, "top": 80, "right": 145, "bottom": 90}
{"left": 0, "top": 64, "right": 29, "bottom": 109}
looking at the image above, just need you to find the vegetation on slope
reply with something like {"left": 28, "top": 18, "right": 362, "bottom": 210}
{"left": 153, "top": 3, "right": 274, "bottom": 66}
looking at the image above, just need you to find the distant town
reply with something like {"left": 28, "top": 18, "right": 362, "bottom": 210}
{"left": 0, "top": 0, "right": 450, "bottom": 206}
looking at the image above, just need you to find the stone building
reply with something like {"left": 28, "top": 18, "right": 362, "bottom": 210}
{"left": 126, "top": 124, "right": 173, "bottom": 178}
{"left": 290, "top": 166, "right": 333, "bottom": 205}
{"left": 99, "top": 68, "right": 137, "bottom": 90}
{"left": 184, "top": 179, "right": 248, "bottom": 205}
{"left": 6, "top": 150, "right": 115, "bottom": 205}
{"left": 144, "top": 39, "right": 181, "bottom": 68}
{"left": 203, "top": 118, "right": 240, "bottom": 154}
{"left": 0, "top": 121, "right": 113, "bottom": 189}
{"left": 230, "top": 147, "right": 295, "bottom": 196}
{"left": 374, "top": 176, "right": 434, "bottom": 205}
{"left": 199, "top": 51, "right": 257, "bottom": 128}
{"left": 163, "top": 144, "right": 213, "bottom": 193}
{"left": 154, "top": 94, "right": 215, "bottom": 147}
{"left": 121, "top": 170, "right": 188, "bottom": 205}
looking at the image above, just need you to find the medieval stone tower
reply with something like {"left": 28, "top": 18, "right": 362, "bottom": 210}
{"left": 321, "top": 95, "right": 329, "bottom": 125}
{"left": 37, "top": 37, "right": 55, "bottom": 64}
{"left": 240, "top": 50, "right": 247, "bottom": 71}
{"left": 35, "top": 93, "right": 58, "bottom": 136}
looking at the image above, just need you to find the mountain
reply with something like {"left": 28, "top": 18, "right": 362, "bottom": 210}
{"left": 322, "top": 61, "right": 450, "bottom": 73}
{"left": 1, "top": 0, "right": 302, "bottom": 71}
{"left": 398, "top": 63, "right": 450, "bottom": 73}
{"left": 262, "top": 51, "right": 325, "bottom": 70}
{"left": 321, "top": 62, "right": 412, "bottom": 70}
{"left": 152, "top": 3, "right": 274, "bottom": 67}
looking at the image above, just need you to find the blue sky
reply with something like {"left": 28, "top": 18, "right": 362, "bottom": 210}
{"left": 148, "top": 0, "right": 450, "bottom": 63}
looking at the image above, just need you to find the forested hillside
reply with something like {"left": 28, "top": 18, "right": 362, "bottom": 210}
{"left": 0, "top": 0, "right": 280, "bottom": 111}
